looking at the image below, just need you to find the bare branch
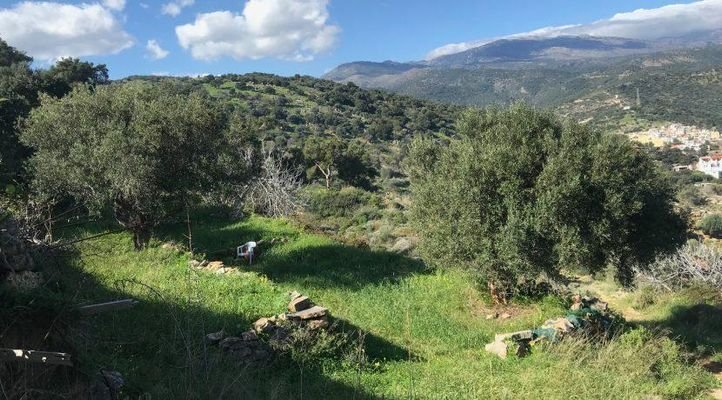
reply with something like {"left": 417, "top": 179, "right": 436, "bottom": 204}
{"left": 636, "top": 241, "right": 722, "bottom": 291}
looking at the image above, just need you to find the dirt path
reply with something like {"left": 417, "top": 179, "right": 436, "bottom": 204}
{"left": 703, "top": 360, "right": 722, "bottom": 399}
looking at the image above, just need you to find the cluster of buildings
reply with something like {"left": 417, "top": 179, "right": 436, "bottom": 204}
{"left": 626, "top": 124, "right": 722, "bottom": 178}
{"left": 672, "top": 154, "right": 722, "bottom": 178}
{"left": 688, "top": 154, "right": 722, "bottom": 179}
{"left": 628, "top": 124, "right": 720, "bottom": 152}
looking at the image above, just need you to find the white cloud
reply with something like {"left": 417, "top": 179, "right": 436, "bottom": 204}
{"left": 102, "top": 0, "right": 125, "bottom": 11}
{"left": 146, "top": 39, "right": 169, "bottom": 60}
{"left": 175, "top": 0, "right": 339, "bottom": 62}
{"left": 427, "top": 0, "right": 722, "bottom": 59}
{"left": 162, "top": 0, "right": 193, "bottom": 17}
{"left": 0, "top": 1, "right": 133, "bottom": 61}
{"left": 140, "top": 3, "right": 149, "bottom": 9}
{"left": 152, "top": 71, "right": 209, "bottom": 78}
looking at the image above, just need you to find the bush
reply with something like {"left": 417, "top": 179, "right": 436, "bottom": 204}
{"left": 678, "top": 186, "right": 707, "bottom": 207}
{"left": 407, "top": 105, "right": 687, "bottom": 301}
{"left": 305, "top": 186, "right": 379, "bottom": 218}
{"left": 351, "top": 205, "right": 381, "bottom": 225}
{"left": 632, "top": 286, "right": 659, "bottom": 310}
{"left": 638, "top": 241, "right": 722, "bottom": 290}
{"left": 699, "top": 214, "right": 722, "bottom": 238}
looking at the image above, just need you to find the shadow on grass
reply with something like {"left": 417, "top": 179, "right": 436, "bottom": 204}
{"left": 13, "top": 212, "right": 423, "bottom": 397}
{"left": 254, "top": 244, "right": 427, "bottom": 290}
{"left": 156, "top": 210, "right": 429, "bottom": 290}
{"left": 638, "top": 302, "right": 722, "bottom": 354}
{"left": 334, "top": 318, "right": 421, "bottom": 363}
{"left": 2, "top": 259, "right": 390, "bottom": 399}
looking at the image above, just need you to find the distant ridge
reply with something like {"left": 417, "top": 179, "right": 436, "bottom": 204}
{"left": 323, "top": 33, "right": 722, "bottom": 130}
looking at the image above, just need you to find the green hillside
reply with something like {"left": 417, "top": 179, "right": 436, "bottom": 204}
{"left": 326, "top": 45, "right": 722, "bottom": 130}
{"left": 126, "top": 73, "right": 459, "bottom": 144}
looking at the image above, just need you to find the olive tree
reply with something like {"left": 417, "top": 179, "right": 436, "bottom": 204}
{"left": 303, "top": 135, "right": 377, "bottom": 189}
{"left": 407, "top": 105, "right": 687, "bottom": 302}
{"left": 303, "top": 135, "right": 344, "bottom": 188}
{"left": 20, "top": 82, "right": 233, "bottom": 250}
{"left": 0, "top": 39, "right": 112, "bottom": 186}
{"left": 0, "top": 40, "right": 37, "bottom": 185}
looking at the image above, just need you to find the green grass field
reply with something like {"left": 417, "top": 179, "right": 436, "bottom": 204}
{"left": 34, "top": 213, "right": 720, "bottom": 399}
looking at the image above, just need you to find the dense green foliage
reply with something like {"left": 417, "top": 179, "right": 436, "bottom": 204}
{"left": 126, "top": 73, "right": 458, "bottom": 190}
{"left": 0, "top": 39, "right": 109, "bottom": 187}
{"left": 0, "top": 40, "right": 38, "bottom": 183}
{"left": 407, "top": 105, "right": 687, "bottom": 299}
{"left": 20, "top": 83, "right": 253, "bottom": 249}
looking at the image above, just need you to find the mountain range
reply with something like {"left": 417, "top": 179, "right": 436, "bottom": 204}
{"left": 324, "top": 31, "right": 722, "bottom": 129}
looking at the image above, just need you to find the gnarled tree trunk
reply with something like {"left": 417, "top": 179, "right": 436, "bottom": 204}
{"left": 113, "top": 196, "right": 153, "bottom": 251}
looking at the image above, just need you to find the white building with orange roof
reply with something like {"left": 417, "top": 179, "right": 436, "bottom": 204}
{"left": 697, "top": 154, "right": 722, "bottom": 178}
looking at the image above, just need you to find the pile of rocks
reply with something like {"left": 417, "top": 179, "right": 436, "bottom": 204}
{"left": 484, "top": 295, "right": 616, "bottom": 359}
{"left": 284, "top": 291, "right": 330, "bottom": 330}
{"left": 206, "top": 291, "right": 330, "bottom": 365}
{"left": 189, "top": 259, "right": 236, "bottom": 274}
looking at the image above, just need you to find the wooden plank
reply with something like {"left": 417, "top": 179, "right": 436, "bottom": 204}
{"left": 78, "top": 299, "right": 138, "bottom": 315}
{"left": 0, "top": 349, "right": 73, "bottom": 366}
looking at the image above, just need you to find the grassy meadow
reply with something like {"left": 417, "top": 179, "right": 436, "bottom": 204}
{"left": 23, "top": 212, "right": 717, "bottom": 399}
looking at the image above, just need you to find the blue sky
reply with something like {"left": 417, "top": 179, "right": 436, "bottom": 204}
{"left": 0, "top": 0, "right": 710, "bottom": 78}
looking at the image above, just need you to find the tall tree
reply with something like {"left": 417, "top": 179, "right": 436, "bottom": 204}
{"left": 303, "top": 135, "right": 378, "bottom": 189}
{"left": 407, "top": 105, "right": 687, "bottom": 302}
{"left": 42, "top": 57, "right": 109, "bottom": 98}
{"left": 21, "top": 82, "right": 240, "bottom": 249}
{"left": 0, "top": 40, "right": 37, "bottom": 185}
{"left": 0, "top": 40, "right": 110, "bottom": 186}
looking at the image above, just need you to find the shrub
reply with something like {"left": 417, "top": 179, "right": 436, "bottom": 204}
{"left": 678, "top": 186, "right": 707, "bottom": 207}
{"left": 305, "top": 186, "right": 379, "bottom": 218}
{"left": 632, "top": 286, "right": 658, "bottom": 310}
{"left": 351, "top": 205, "right": 381, "bottom": 225}
{"left": 638, "top": 241, "right": 722, "bottom": 290}
{"left": 699, "top": 214, "right": 722, "bottom": 238}
{"left": 407, "top": 105, "right": 687, "bottom": 302}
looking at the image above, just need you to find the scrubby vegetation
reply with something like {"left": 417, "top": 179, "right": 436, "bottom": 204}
{"left": 2, "top": 37, "right": 722, "bottom": 399}
{"left": 699, "top": 214, "right": 722, "bottom": 238}
{"left": 329, "top": 44, "right": 722, "bottom": 131}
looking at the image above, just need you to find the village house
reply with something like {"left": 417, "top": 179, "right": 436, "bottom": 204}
{"left": 628, "top": 124, "right": 721, "bottom": 152}
{"left": 697, "top": 154, "right": 722, "bottom": 178}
